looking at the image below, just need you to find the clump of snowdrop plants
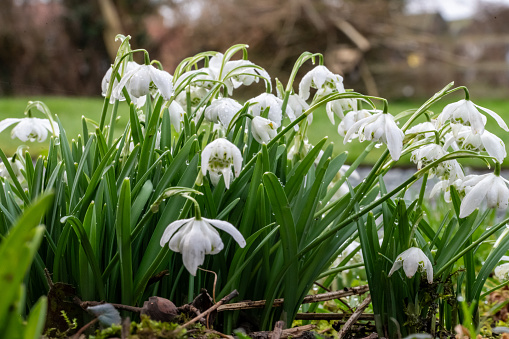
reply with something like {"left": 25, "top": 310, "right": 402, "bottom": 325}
{"left": 1, "top": 35, "right": 509, "bottom": 338}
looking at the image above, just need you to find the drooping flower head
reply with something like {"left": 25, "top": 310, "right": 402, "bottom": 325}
{"left": 495, "top": 263, "right": 509, "bottom": 281}
{"left": 204, "top": 98, "right": 243, "bottom": 129}
{"left": 247, "top": 93, "right": 295, "bottom": 127}
{"left": 436, "top": 99, "right": 509, "bottom": 135}
{"left": 343, "top": 111, "right": 404, "bottom": 161}
{"left": 459, "top": 173, "right": 509, "bottom": 218}
{"left": 405, "top": 121, "right": 438, "bottom": 141}
{"left": 201, "top": 138, "right": 243, "bottom": 188}
{"left": 299, "top": 65, "right": 345, "bottom": 100}
{"left": 388, "top": 247, "right": 433, "bottom": 283}
{"left": 0, "top": 117, "right": 59, "bottom": 142}
{"left": 101, "top": 61, "right": 139, "bottom": 99}
{"left": 326, "top": 98, "right": 358, "bottom": 124}
{"left": 338, "top": 109, "right": 372, "bottom": 138}
{"left": 160, "top": 216, "right": 246, "bottom": 275}
{"left": 251, "top": 116, "right": 278, "bottom": 144}
{"left": 444, "top": 125, "right": 506, "bottom": 163}
{"left": 112, "top": 64, "right": 174, "bottom": 105}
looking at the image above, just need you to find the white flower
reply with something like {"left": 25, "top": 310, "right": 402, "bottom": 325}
{"left": 459, "top": 173, "right": 509, "bottom": 218}
{"left": 405, "top": 122, "right": 437, "bottom": 141}
{"left": 436, "top": 99, "right": 509, "bottom": 135}
{"left": 444, "top": 125, "right": 506, "bottom": 163}
{"left": 388, "top": 247, "right": 433, "bottom": 283}
{"left": 251, "top": 116, "right": 278, "bottom": 144}
{"left": 175, "top": 85, "right": 209, "bottom": 108}
{"left": 344, "top": 111, "right": 404, "bottom": 161}
{"left": 495, "top": 263, "right": 509, "bottom": 281}
{"left": 287, "top": 94, "right": 312, "bottom": 124}
{"left": 204, "top": 98, "right": 243, "bottom": 129}
{"left": 299, "top": 65, "right": 345, "bottom": 100}
{"left": 168, "top": 101, "right": 185, "bottom": 133}
{"left": 247, "top": 93, "right": 295, "bottom": 127}
{"left": 160, "top": 216, "right": 246, "bottom": 275}
{"left": 326, "top": 98, "right": 357, "bottom": 124}
{"left": 201, "top": 138, "right": 243, "bottom": 188}
{"left": 101, "top": 61, "right": 139, "bottom": 99}
{"left": 0, "top": 117, "right": 59, "bottom": 142}
{"left": 0, "top": 157, "right": 25, "bottom": 183}
{"left": 223, "top": 59, "right": 271, "bottom": 91}
{"left": 338, "top": 109, "right": 372, "bottom": 138}
{"left": 192, "top": 54, "right": 270, "bottom": 95}
{"left": 112, "top": 64, "right": 174, "bottom": 103}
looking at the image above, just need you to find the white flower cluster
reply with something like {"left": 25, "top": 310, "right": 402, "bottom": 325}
{"left": 406, "top": 100, "right": 509, "bottom": 218}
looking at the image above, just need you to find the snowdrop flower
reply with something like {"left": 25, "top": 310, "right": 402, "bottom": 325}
{"left": 436, "top": 99, "right": 508, "bottom": 135}
{"left": 0, "top": 157, "right": 25, "bottom": 183}
{"left": 112, "top": 64, "right": 173, "bottom": 104}
{"left": 204, "top": 98, "right": 243, "bottom": 129}
{"left": 251, "top": 116, "right": 278, "bottom": 144}
{"left": 410, "top": 144, "right": 461, "bottom": 178}
{"left": 223, "top": 59, "right": 271, "bottom": 91}
{"left": 287, "top": 94, "right": 312, "bottom": 124}
{"left": 0, "top": 117, "right": 59, "bottom": 142}
{"left": 101, "top": 61, "right": 139, "bottom": 99}
{"left": 194, "top": 54, "right": 270, "bottom": 95}
{"left": 344, "top": 111, "right": 404, "bottom": 161}
{"left": 247, "top": 93, "right": 295, "bottom": 127}
{"left": 405, "top": 122, "right": 437, "bottom": 141}
{"left": 338, "top": 109, "right": 372, "bottom": 138}
{"left": 201, "top": 138, "right": 243, "bottom": 188}
{"left": 168, "top": 101, "right": 185, "bottom": 133}
{"left": 175, "top": 85, "right": 209, "bottom": 108}
{"left": 388, "top": 247, "right": 433, "bottom": 283}
{"left": 444, "top": 125, "right": 506, "bottom": 163}
{"left": 459, "top": 173, "right": 509, "bottom": 218}
{"left": 299, "top": 65, "right": 345, "bottom": 100}
{"left": 495, "top": 263, "right": 509, "bottom": 281}
{"left": 326, "top": 98, "right": 357, "bottom": 124}
{"left": 160, "top": 216, "right": 246, "bottom": 275}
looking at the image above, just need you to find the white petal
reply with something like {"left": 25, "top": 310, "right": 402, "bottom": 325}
{"left": 0, "top": 118, "right": 21, "bottom": 133}
{"left": 459, "top": 176, "right": 492, "bottom": 217}
{"left": 149, "top": 66, "right": 174, "bottom": 100}
{"left": 481, "top": 131, "right": 506, "bottom": 163}
{"left": 475, "top": 103, "right": 509, "bottom": 132}
{"left": 388, "top": 259, "right": 403, "bottom": 277}
{"left": 160, "top": 218, "right": 193, "bottom": 246}
{"left": 203, "top": 217, "right": 246, "bottom": 248}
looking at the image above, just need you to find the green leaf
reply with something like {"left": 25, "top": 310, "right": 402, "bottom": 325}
{"left": 24, "top": 296, "right": 47, "bottom": 339}
{"left": 263, "top": 172, "right": 298, "bottom": 323}
{"left": 116, "top": 178, "right": 133, "bottom": 306}
{"left": 0, "top": 193, "right": 53, "bottom": 333}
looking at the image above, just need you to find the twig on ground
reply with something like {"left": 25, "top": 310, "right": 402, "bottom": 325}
{"left": 217, "top": 285, "right": 369, "bottom": 312}
{"left": 248, "top": 324, "right": 316, "bottom": 339}
{"left": 338, "top": 295, "right": 372, "bottom": 339}
{"left": 72, "top": 318, "right": 98, "bottom": 339}
{"left": 182, "top": 290, "right": 239, "bottom": 328}
{"left": 271, "top": 320, "right": 285, "bottom": 339}
{"left": 73, "top": 296, "right": 142, "bottom": 313}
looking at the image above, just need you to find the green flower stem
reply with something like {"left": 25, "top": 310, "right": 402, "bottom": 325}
{"left": 285, "top": 52, "right": 321, "bottom": 93}
{"left": 495, "top": 162, "right": 502, "bottom": 176}
{"left": 435, "top": 215, "right": 509, "bottom": 276}
{"left": 188, "top": 274, "right": 195, "bottom": 303}
{"left": 317, "top": 262, "right": 365, "bottom": 279}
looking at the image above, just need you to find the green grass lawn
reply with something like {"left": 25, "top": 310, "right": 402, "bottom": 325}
{"left": 1, "top": 95, "right": 508, "bottom": 166}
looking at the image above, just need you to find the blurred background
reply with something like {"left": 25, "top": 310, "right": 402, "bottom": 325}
{"left": 2, "top": 0, "right": 509, "bottom": 165}
{"left": 2, "top": 0, "right": 509, "bottom": 99}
